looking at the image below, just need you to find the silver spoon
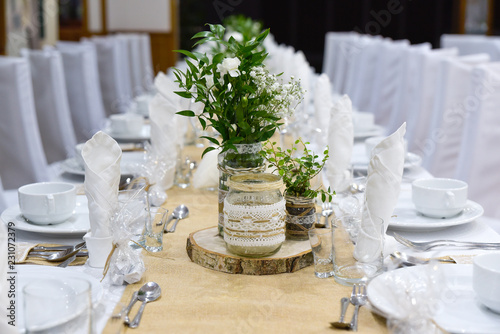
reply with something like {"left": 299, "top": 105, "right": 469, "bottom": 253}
{"left": 27, "top": 243, "right": 86, "bottom": 262}
{"left": 390, "top": 251, "right": 455, "bottom": 266}
{"left": 164, "top": 205, "right": 189, "bottom": 233}
{"left": 128, "top": 282, "right": 161, "bottom": 328}
{"left": 330, "top": 297, "right": 351, "bottom": 330}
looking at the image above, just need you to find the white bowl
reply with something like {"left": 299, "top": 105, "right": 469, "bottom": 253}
{"left": 18, "top": 182, "right": 76, "bottom": 225}
{"left": 412, "top": 178, "right": 468, "bottom": 218}
{"left": 473, "top": 252, "right": 500, "bottom": 314}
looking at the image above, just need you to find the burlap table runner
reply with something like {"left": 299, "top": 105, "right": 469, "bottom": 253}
{"left": 103, "top": 181, "right": 388, "bottom": 333}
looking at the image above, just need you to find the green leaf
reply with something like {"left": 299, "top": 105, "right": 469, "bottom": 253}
{"left": 174, "top": 49, "right": 198, "bottom": 61}
{"left": 174, "top": 91, "right": 192, "bottom": 99}
{"left": 199, "top": 117, "right": 206, "bottom": 129}
{"left": 192, "top": 31, "right": 213, "bottom": 39}
{"left": 201, "top": 136, "right": 220, "bottom": 146}
{"left": 202, "top": 146, "right": 217, "bottom": 157}
{"left": 176, "top": 110, "right": 195, "bottom": 117}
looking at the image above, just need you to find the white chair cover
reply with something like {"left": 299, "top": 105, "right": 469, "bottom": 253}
{"left": 0, "top": 176, "right": 7, "bottom": 213}
{"left": 0, "top": 57, "right": 51, "bottom": 189}
{"left": 117, "top": 34, "right": 146, "bottom": 97}
{"left": 87, "top": 36, "right": 131, "bottom": 115}
{"left": 331, "top": 33, "right": 361, "bottom": 95}
{"left": 367, "top": 39, "right": 410, "bottom": 128}
{"left": 406, "top": 48, "right": 459, "bottom": 153}
{"left": 322, "top": 32, "right": 358, "bottom": 94}
{"left": 57, "top": 41, "right": 107, "bottom": 142}
{"left": 386, "top": 43, "right": 431, "bottom": 135}
{"left": 441, "top": 34, "right": 500, "bottom": 61}
{"left": 138, "top": 33, "right": 154, "bottom": 92}
{"left": 455, "top": 62, "right": 500, "bottom": 218}
{"left": 423, "top": 56, "right": 488, "bottom": 177}
{"left": 21, "top": 47, "right": 77, "bottom": 163}
{"left": 346, "top": 36, "right": 384, "bottom": 112}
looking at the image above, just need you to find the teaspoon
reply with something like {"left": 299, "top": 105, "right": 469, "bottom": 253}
{"left": 128, "top": 282, "right": 161, "bottom": 328}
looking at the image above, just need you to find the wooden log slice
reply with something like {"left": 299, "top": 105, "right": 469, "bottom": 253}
{"left": 186, "top": 226, "right": 313, "bottom": 275}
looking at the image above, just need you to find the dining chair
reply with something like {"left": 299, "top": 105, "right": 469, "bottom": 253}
{"left": 0, "top": 57, "right": 53, "bottom": 190}
{"left": 116, "top": 34, "right": 147, "bottom": 97}
{"left": 367, "top": 39, "right": 410, "bottom": 129}
{"left": 322, "top": 31, "right": 359, "bottom": 95}
{"left": 422, "top": 55, "right": 489, "bottom": 178}
{"left": 441, "top": 34, "right": 500, "bottom": 61}
{"left": 406, "top": 48, "right": 459, "bottom": 153}
{"left": 86, "top": 35, "right": 132, "bottom": 115}
{"left": 386, "top": 43, "right": 431, "bottom": 135}
{"left": 21, "top": 47, "right": 77, "bottom": 164}
{"left": 57, "top": 41, "right": 107, "bottom": 142}
{"left": 138, "top": 33, "right": 154, "bottom": 92}
{"left": 455, "top": 62, "right": 500, "bottom": 218}
{"left": 345, "top": 36, "right": 385, "bottom": 112}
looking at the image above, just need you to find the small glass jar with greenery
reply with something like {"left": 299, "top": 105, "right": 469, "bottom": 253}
{"left": 261, "top": 139, "right": 334, "bottom": 240}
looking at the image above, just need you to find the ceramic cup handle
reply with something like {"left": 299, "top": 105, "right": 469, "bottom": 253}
{"left": 445, "top": 191, "right": 455, "bottom": 208}
{"left": 46, "top": 194, "right": 55, "bottom": 214}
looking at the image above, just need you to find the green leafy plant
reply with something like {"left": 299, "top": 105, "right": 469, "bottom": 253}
{"left": 223, "top": 15, "right": 264, "bottom": 44}
{"left": 261, "top": 139, "right": 334, "bottom": 202}
{"left": 173, "top": 23, "right": 302, "bottom": 157}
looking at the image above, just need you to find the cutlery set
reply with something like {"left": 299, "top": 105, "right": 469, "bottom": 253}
{"left": 122, "top": 282, "right": 162, "bottom": 328}
{"left": 27, "top": 241, "right": 87, "bottom": 267}
{"left": 331, "top": 284, "right": 367, "bottom": 331}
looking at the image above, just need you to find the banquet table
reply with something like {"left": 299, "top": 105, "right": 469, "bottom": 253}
{"left": 10, "top": 143, "right": 500, "bottom": 334}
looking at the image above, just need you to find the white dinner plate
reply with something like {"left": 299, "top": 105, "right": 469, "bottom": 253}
{"left": 61, "top": 151, "right": 145, "bottom": 177}
{"left": 389, "top": 187, "right": 484, "bottom": 231}
{"left": 1, "top": 196, "right": 90, "bottom": 235}
{"left": 367, "top": 265, "right": 500, "bottom": 333}
{"left": 354, "top": 124, "right": 385, "bottom": 139}
{"left": 17, "top": 265, "right": 103, "bottom": 333}
{"left": 104, "top": 124, "right": 150, "bottom": 142}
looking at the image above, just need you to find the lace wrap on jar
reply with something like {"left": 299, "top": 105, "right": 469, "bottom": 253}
{"left": 223, "top": 173, "right": 285, "bottom": 258}
{"left": 217, "top": 143, "right": 266, "bottom": 237}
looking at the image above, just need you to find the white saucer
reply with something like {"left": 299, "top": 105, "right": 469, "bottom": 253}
{"left": 105, "top": 124, "right": 150, "bottom": 142}
{"left": 368, "top": 265, "right": 500, "bottom": 333}
{"left": 1, "top": 196, "right": 90, "bottom": 235}
{"left": 354, "top": 124, "right": 385, "bottom": 140}
{"left": 17, "top": 265, "right": 103, "bottom": 333}
{"left": 351, "top": 143, "right": 422, "bottom": 171}
{"left": 61, "top": 151, "right": 145, "bottom": 176}
{"left": 389, "top": 187, "right": 484, "bottom": 231}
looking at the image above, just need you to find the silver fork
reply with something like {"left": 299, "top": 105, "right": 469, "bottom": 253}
{"left": 393, "top": 233, "right": 500, "bottom": 252}
{"left": 321, "top": 202, "right": 334, "bottom": 227}
{"left": 350, "top": 284, "right": 367, "bottom": 331}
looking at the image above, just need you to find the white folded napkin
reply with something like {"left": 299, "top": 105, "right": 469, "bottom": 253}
{"left": 192, "top": 148, "right": 220, "bottom": 189}
{"left": 154, "top": 71, "right": 183, "bottom": 108}
{"left": 314, "top": 73, "right": 334, "bottom": 132}
{"left": 325, "top": 94, "right": 354, "bottom": 191}
{"left": 149, "top": 94, "right": 179, "bottom": 162}
{"left": 354, "top": 123, "right": 406, "bottom": 262}
{"left": 82, "top": 131, "right": 122, "bottom": 238}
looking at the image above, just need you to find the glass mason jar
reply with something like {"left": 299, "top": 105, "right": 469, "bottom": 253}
{"left": 217, "top": 143, "right": 266, "bottom": 237}
{"left": 223, "top": 173, "right": 286, "bottom": 258}
{"left": 285, "top": 194, "right": 316, "bottom": 241}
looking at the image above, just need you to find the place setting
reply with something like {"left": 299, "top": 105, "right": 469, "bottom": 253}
{"left": 389, "top": 178, "right": 484, "bottom": 231}
{"left": 103, "top": 113, "right": 151, "bottom": 143}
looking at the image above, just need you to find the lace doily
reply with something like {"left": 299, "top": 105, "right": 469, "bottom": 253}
{"left": 223, "top": 199, "right": 286, "bottom": 247}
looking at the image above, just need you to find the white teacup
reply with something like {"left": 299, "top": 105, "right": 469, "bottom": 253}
{"left": 18, "top": 182, "right": 76, "bottom": 225}
{"left": 473, "top": 252, "right": 500, "bottom": 314}
{"left": 412, "top": 178, "right": 468, "bottom": 218}
{"left": 109, "top": 113, "right": 144, "bottom": 136}
{"left": 353, "top": 112, "right": 374, "bottom": 132}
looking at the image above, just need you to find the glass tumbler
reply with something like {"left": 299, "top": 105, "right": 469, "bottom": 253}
{"left": 332, "top": 215, "right": 385, "bottom": 285}
{"left": 143, "top": 206, "right": 169, "bottom": 252}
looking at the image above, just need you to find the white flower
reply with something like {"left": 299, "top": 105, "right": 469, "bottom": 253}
{"left": 205, "top": 74, "right": 214, "bottom": 88}
{"left": 224, "top": 31, "right": 244, "bottom": 43}
{"left": 217, "top": 57, "right": 241, "bottom": 77}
